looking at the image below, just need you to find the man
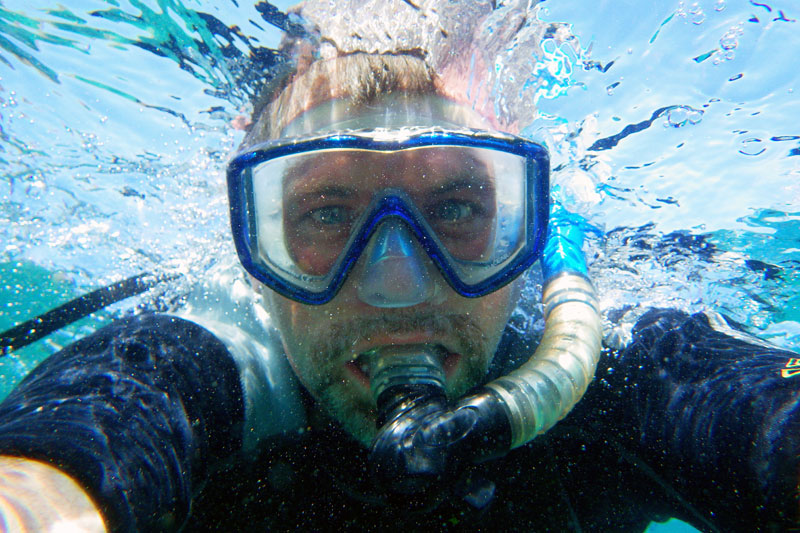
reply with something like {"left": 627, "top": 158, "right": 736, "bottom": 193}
{"left": 0, "top": 16, "right": 799, "bottom": 533}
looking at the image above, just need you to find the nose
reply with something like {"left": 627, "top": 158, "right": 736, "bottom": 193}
{"left": 356, "top": 219, "right": 438, "bottom": 308}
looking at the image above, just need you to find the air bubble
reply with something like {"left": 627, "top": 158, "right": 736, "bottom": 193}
{"left": 720, "top": 29, "right": 739, "bottom": 50}
{"left": 739, "top": 138, "right": 765, "bottom": 156}
{"left": 668, "top": 107, "right": 688, "bottom": 126}
{"left": 690, "top": 3, "right": 705, "bottom": 24}
{"left": 714, "top": 0, "right": 726, "bottom": 11}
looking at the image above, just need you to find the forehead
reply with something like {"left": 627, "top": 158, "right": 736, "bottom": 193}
{"left": 245, "top": 91, "right": 497, "bottom": 151}
{"left": 279, "top": 95, "right": 494, "bottom": 138}
{"left": 283, "top": 147, "right": 495, "bottom": 194}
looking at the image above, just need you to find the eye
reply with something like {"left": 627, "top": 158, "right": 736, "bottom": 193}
{"left": 306, "top": 205, "right": 350, "bottom": 225}
{"left": 430, "top": 199, "right": 480, "bottom": 222}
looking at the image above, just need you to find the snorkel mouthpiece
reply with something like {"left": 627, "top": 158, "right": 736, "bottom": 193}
{"left": 368, "top": 344, "right": 512, "bottom": 499}
{"left": 366, "top": 345, "right": 447, "bottom": 426}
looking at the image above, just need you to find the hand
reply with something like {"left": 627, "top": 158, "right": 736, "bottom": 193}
{"left": 0, "top": 455, "right": 106, "bottom": 532}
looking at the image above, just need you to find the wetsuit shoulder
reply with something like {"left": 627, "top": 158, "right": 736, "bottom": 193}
{"left": 0, "top": 313, "right": 244, "bottom": 532}
{"left": 593, "top": 308, "right": 800, "bottom": 530}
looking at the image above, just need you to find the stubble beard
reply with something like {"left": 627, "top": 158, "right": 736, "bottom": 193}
{"left": 295, "top": 311, "right": 496, "bottom": 445}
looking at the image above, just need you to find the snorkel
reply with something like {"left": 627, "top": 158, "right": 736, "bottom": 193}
{"left": 368, "top": 200, "right": 603, "bottom": 493}
{"left": 483, "top": 202, "right": 602, "bottom": 448}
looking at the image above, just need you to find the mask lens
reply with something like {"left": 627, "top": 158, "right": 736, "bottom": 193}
{"left": 229, "top": 129, "right": 548, "bottom": 304}
{"left": 249, "top": 145, "right": 526, "bottom": 279}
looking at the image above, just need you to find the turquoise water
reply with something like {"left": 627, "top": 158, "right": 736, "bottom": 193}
{"left": 0, "top": 1, "right": 798, "bottom": 530}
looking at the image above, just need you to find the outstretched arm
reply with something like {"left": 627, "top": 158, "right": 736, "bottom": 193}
{"left": 607, "top": 309, "right": 800, "bottom": 531}
{"left": 0, "top": 314, "right": 245, "bottom": 531}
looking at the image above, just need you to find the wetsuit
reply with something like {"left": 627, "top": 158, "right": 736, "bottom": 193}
{"left": 0, "top": 309, "right": 798, "bottom": 531}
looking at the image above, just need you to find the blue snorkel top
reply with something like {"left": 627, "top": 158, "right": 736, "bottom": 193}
{"left": 541, "top": 200, "right": 591, "bottom": 282}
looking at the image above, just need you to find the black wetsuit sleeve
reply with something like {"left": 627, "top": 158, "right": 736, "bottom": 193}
{"left": 603, "top": 309, "right": 800, "bottom": 530}
{"left": 0, "top": 314, "right": 244, "bottom": 532}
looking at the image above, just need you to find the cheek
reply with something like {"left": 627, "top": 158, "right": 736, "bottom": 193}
{"left": 267, "top": 290, "right": 320, "bottom": 343}
{"left": 263, "top": 290, "right": 317, "bottom": 378}
{"left": 471, "top": 282, "right": 518, "bottom": 338}
{"left": 286, "top": 229, "right": 347, "bottom": 276}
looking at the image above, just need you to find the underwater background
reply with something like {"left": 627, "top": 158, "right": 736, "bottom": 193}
{"left": 0, "top": 1, "right": 797, "bottom": 530}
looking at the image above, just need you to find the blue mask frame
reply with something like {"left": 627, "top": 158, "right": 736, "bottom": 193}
{"left": 227, "top": 128, "right": 550, "bottom": 305}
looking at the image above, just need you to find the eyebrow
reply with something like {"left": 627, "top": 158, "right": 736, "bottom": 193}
{"left": 430, "top": 175, "right": 496, "bottom": 195}
{"left": 285, "top": 184, "right": 355, "bottom": 204}
{"left": 283, "top": 150, "right": 497, "bottom": 197}
{"left": 281, "top": 151, "right": 345, "bottom": 192}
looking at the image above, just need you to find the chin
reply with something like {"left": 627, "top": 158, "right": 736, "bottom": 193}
{"left": 332, "top": 408, "right": 378, "bottom": 447}
{"left": 321, "top": 384, "right": 379, "bottom": 446}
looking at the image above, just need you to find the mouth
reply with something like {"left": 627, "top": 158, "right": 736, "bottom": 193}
{"left": 344, "top": 343, "right": 462, "bottom": 392}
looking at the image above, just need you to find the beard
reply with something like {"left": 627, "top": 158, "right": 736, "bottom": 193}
{"left": 294, "top": 311, "right": 497, "bottom": 445}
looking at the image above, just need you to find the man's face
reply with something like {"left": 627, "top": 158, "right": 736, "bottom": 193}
{"left": 260, "top": 147, "right": 520, "bottom": 445}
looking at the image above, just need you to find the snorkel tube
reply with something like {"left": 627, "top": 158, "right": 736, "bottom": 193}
{"left": 483, "top": 203, "right": 603, "bottom": 448}
{"left": 369, "top": 202, "right": 603, "bottom": 493}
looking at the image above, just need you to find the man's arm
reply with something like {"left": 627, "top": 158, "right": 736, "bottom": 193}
{"left": 0, "top": 314, "right": 245, "bottom": 531}
{"left": 602, "top": 309, "right": 800, "bottom": 530}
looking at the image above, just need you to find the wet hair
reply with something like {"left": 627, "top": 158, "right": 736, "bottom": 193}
{"left": 243, "top": 52, "right": 436, "bottom": 147}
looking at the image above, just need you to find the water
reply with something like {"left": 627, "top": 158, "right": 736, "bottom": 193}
{"left": 530, "top": 0, "right": 799, "bottom": 345}
{"left": 1, "top": 0, "right": 293, "bottom": 394}
{"left": 0, "top": 1, "right": 797, "bottom": 530}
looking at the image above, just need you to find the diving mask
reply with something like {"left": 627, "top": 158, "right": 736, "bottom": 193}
{"left": 227, "top": 96, "right": 550, "bottom": 305}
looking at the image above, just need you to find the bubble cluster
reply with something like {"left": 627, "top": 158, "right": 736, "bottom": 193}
{"left": 675, "top": 1, "right": 745, "bottom": 64}
{"left": 665, "top": 105, "right": 704, "bottom": 128}
{"left": 684, "top": 1, "right": 745, "bottom": 65}
{"left": 719, "top": 27, "right": 739, "bottom": 50}
{"left": 677, "top": 1, "right": 707, "bottom": 25}
{"left": 689, "top": 3, "right": 706, "bottom": 25}
{"left": 714, "top": 25, "right": 743, "bottom": 64}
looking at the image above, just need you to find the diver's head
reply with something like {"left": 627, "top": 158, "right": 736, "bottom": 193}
{"left": 228, "top": 50, "right": 549, "bottom": 444}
